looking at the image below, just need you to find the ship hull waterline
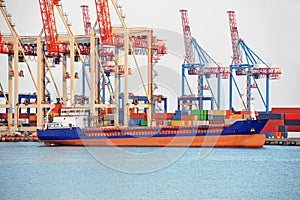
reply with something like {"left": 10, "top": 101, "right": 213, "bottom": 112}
{"left": 43, "top": 134, "right": 266, "bottom": 148}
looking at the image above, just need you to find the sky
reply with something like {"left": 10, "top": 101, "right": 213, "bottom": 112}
{"left": 0, "top": 0, "right": 299, "bottom": 111}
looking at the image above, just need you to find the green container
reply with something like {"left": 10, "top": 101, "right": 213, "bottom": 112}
{"left": 140, "top": 119, "right": 148, "bottom": 126}
{"left": 191, "top": 110, "right": 201, "bottom": 115}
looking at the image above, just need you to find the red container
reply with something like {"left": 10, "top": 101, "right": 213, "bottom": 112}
{"left": 130, "top": 113, "right": 147, "bottom": 120}
{"left": 181, "top": 115, "right": 196, "bottom": 121}
{"left": 287, "top": 126, "right": 300, "bottom": 132}
{"left": 262, "top": 126, "right": 278, "bottom": 132}
{"left": 285, "top": 113, "right": 300, "bottom": 120}
{"left": 266, "top": 119, "right": 284, "bottom": 126}
{"left": 0, "top": 113, "right": 8, "bottom": 119}
{"left": 272, "top": 107, "right": 300, "bottom": 113}
{"left": 107, "top": 108, "right": 114, "bottom": 114}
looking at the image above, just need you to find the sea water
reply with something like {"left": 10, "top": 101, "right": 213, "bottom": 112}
{"left": 0, "top": 142, "right": 299, "bottom": 200}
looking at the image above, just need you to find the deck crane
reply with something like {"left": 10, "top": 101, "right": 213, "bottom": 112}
{"left": 180, "top": 9, "right": 229, "bottom": 110}
{"left": 227, "top": 11, "right": 281, "bottom": 113}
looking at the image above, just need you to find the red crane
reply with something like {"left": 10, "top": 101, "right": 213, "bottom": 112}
{"left": 95, "top": 0, "right": 113, "bottom": 44}
{"left": 39, "top": 0, "right": 90, "bottom": 55}
{"left": 81, "top": 5, "right": 91, "bottom": 36}
{"left": 180, "top": 9, "right": 194, "bottom": 65}
{"left": 39, "top": 0, "right": 61, "bottom": 53}
{"left": 94, "top": 0, "right": 166, "bottom": 55}
{"left": 227, "top": 11, "right": 242, "bottom": 65}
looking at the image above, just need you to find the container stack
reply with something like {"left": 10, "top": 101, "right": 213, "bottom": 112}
{"left": 103, "top": 114, "right": 114, "bottom": 126}
{"left": 153, "top": 113, "right": 174, "bottom": 126}
{"left": 129, "top": 113, "right": 147, "bottom": 127}
{"left": 259, "top": 108, "right": 300, "bottom": 138}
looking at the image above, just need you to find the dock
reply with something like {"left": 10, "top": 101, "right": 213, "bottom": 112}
{"left": 265, "top": 138, "right": 300, "bottom": 146}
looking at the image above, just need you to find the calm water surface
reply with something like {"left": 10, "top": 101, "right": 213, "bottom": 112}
{"left": 0, "top": 142, "right": 299, "bottom": 200}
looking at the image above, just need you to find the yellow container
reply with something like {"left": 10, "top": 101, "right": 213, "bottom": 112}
{"left": 171, "top": 120, "right": 184, "bottom": 126}
{"left": 213, "top": 110, "right": 227, "bottom": 116}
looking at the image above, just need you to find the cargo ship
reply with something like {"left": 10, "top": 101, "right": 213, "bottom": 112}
{"left": 37, "top": 105, "right": 268, "bottom": 148}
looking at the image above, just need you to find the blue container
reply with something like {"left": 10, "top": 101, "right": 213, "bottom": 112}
{"left": 212, "top": 115, "right": 226, "bottom": 120}
{"left": 130, "top": 118, "right": 142, "bottom": 126}
{"left": 172, "top": 115, "right": 181, "bottom": 120}
{"left": 259, "top": 113, "right": 284, "bottom": 120}
{"left": 175, "top": 110, "right": 189, "bottom": 116}
{"left": 278, "top": 126, "right": 288, "bottom": 132}
{"left": 284, "top": 120, "right": 300, "bottom": 126}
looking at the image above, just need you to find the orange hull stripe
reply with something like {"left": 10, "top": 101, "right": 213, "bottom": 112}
{"left": 46, "top": 134, "right": 266, "bottom": 148}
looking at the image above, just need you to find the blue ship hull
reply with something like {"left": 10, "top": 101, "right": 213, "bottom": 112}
{"left": 38, "top": 119, "right": 268, "bottom": 147}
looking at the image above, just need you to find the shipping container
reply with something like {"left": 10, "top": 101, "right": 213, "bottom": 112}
{"left": 130, "top": 113, "right": 147, "bottom": 119}
{"left": 229, "top": 114, "right": 243, "bottom": 119}
{"left": 130, "top": 118, "right": 141, "bottom": 126}
{"left": 272, "top": 107, "right": 300, "bottom": 113}
{"left": 104, "top": 114, "right": 114, "bottom": 121}
{"left": 183, "top": 120, "right": 192, "bottom": 126}
{"left": 191, "top": 110, "right": 201, "bottom": 115}
{"left": 192, "top": 120, "right": 209, "bottom": 126}
{"left": 213, "top": 110, "right": 227, "bottom": 116}
{"left": 163, "top": 120, "right": 172, "bottom": 126}
{"left": 181, "top": 115, "right": 197, "bottom": 121}
{"left": 287, "top": 132, "right": 300, "bottom": 138}
{"left": 259, "top": 113, "right": 284, "bottom": 120}
{"left": 140, "top": 119, "right": 148, "bottom": 126}
{"left": 175, "top": 110, "right": 189, "bottom": 116}
{"left": 210, "top": 120, "right": 224, "bottom": 125}
{"left": 103, "top": 120, "right": 114, "bottom": 126}
{"left": 285, "top": 113, "right": 300, "bottom": 120}
{"left": 172, "top": 115, "right": 181, "bottom": 120}
{"left": 287, "top": 126, "right": 300, "bottom": 132}
{"left": 284, "top": 120, "right": 300, "bottom": 126}
{"left": 278, "top": 126, "right": 288, "bottom": 132}
{"left": 171, "top": 120, "right": 184, "bottom": 126}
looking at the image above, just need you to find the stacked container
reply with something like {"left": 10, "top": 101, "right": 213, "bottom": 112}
{"left": 259, "top": 108, "right": 300, "bottom": 138}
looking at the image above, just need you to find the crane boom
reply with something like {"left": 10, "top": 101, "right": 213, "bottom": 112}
{"left": 227, "top": 11, "right": 242, "bottom": 65}
{"left": 180, "top": 9, "right": 194, "bottom": 65}
{"left": 95, "top": 0, "right": 113, "bottom": 44}
{"left": 81, "top": 5, "right": 91, "bottom": 36}
{"left": 39, "top": 0, "right": 60, "bottom": 53}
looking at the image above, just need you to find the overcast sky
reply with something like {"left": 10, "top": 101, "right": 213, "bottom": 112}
{"left": 0, "top": 0, "right": 299, "bottom": 110}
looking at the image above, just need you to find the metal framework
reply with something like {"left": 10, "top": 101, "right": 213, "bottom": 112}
{"left": 227, "top": 11, "right": 281, "bottom": 112}
{"left": 180, "top": 10, "right": 229, "bottom": 110}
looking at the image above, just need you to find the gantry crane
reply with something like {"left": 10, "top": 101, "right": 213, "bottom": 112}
{"left": 227, "top": 11, "right": 281, "bottom": 112}
{"left": 94, "top": 0, "right": 167, "bottom": 126}
{"left": 39, "top": 0, "right": 92, "bottom": 106}
{"left": 180, "top": 9, "right": 229, "bottom": 110}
